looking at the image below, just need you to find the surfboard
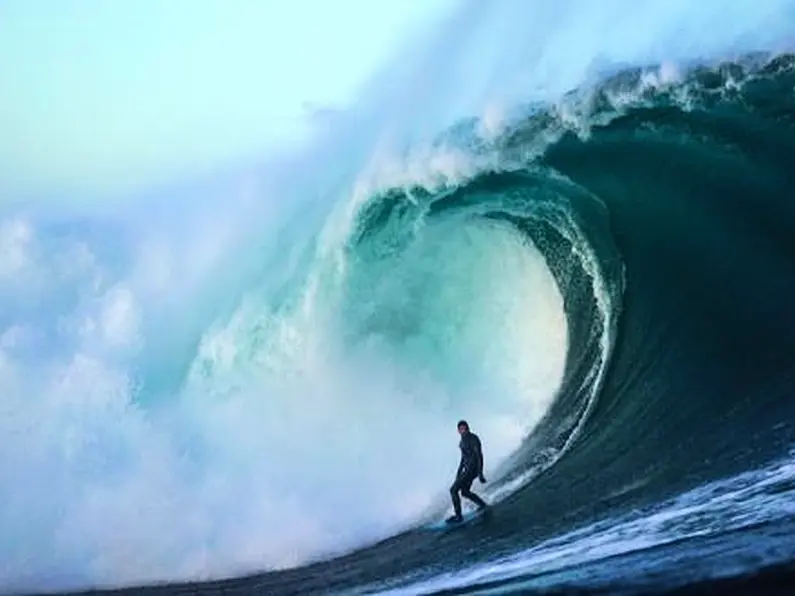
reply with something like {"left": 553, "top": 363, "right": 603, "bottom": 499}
{"left": 424, "top": 507, "right": 491, "bottom": 531}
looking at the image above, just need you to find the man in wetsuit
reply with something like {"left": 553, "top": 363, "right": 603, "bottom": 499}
{"left": 447, "top": 419, "right": 489, "bottom": 524}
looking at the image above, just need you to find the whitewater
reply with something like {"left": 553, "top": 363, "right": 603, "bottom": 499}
{"left": 2, "top": 1, "right": 795, "bottom": 595}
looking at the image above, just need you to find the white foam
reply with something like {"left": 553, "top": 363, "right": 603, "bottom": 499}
{"left": 0, "top": 218, "right": 33, "bottom": 279}
{"left": 0, "top": 196, "right": 569, "bottom": 593}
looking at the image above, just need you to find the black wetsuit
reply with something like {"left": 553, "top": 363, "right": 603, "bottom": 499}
{"left": 450, "top": 431, "right": 488, "bottom": 517}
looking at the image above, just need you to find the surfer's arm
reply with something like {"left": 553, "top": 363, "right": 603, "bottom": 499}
{"left": 456, "top": 451, "right": 466, "bottom": 477}
{"left": 475, "top": 436, "right": 485, "bottom": 480}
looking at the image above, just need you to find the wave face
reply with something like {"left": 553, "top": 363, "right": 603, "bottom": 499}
{"left": 3, "top": 2, "right": 795, "bottom": 595}
{"left": 236, "top": 53, "right": 795, "bottom": 595}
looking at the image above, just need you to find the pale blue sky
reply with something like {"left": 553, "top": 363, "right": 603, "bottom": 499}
{"left": 0, "top": 0, "right": 456, "bottom": 199}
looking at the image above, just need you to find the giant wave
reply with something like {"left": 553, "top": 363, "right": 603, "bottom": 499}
{"left": 3, "top": 2, "right": 795, "bottom": 595}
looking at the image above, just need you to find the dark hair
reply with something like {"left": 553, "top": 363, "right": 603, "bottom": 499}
{"left": 457, "top": 420, "right": 469, "bottom": 430}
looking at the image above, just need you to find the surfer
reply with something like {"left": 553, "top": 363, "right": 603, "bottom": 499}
{"left": 447, "top": 420, "right": 488, "bottom": 524}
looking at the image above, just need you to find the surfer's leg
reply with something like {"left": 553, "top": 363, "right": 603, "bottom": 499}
{"left": 460, "top": 476, "right": 488, "bottom": 509}
{"left": 449, "top": 478, "right": 464, "bottom": 518}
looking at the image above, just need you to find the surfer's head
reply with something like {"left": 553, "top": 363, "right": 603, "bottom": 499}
{"left": 457, "top": 420, "right": 469, "bottom": 434}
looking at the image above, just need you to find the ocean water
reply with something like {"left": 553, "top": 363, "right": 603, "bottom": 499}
{"left": 3, "top": 1, "right": 795, "bottom": 595}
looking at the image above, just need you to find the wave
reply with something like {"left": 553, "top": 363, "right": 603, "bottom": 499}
{"left": 207, "top": 52, "right": 795, "bottom": 595}
{"left": 2, "top": 3, "right": 795, "bottom": 595}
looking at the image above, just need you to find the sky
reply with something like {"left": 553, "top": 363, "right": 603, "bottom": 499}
{"left": 0, "top": 0, "right": 457, "bottom": 200}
